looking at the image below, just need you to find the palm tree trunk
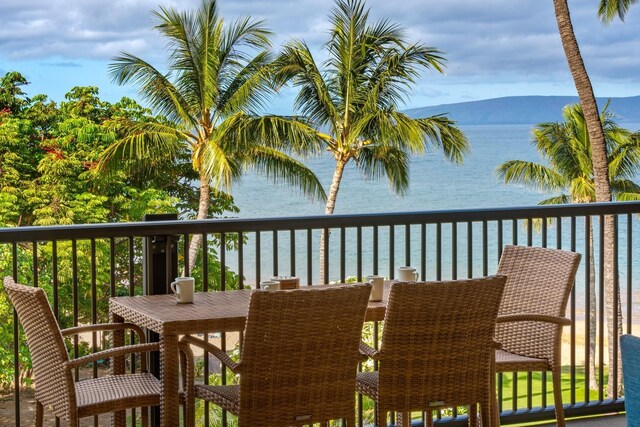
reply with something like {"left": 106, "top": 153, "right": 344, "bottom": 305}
{"left": 319, "top": 159, "right": 347, "bottom": 283}
{"left": 553, "top": 0, "right": 621, "bottom": 396}
{"left": 186, "top": 173, "right": 211, "bottom": 274}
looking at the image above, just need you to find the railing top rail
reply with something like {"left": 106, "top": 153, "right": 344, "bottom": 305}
{"left": 1, "top": 201, "right": 639, "bottom": 242}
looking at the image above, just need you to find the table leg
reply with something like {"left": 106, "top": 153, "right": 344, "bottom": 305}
{"left": 160, "top": 334, "right": 180, "bottom": 427}
{"left": 110, "top": 312, "right": 126, "bottom": 427}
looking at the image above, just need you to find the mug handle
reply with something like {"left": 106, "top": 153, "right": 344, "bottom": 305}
{"left": 413, "top": 271, "right": 419, "bottom": 281}
{"left": 171, "top": 281, "right": 180, "bottom": 296}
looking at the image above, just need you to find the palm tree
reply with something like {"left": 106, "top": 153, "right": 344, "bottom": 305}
{"left": 101, "top": 0, "right": 325, "bottom": 272}
{"left": 552, "top": 0, "right": 621, "bottom": 397}
{"left": 274, "top": 0, "right": 469, "bottom": 281}
{"left": 497, "top": 103, "right": 640, "bottom": 394}
{"left": 598, "top": 0, "right": 638, "bottom": 21}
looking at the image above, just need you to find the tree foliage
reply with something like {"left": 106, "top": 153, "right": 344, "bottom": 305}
{"left": 0, "top": 71, "right": 241, "bottom": 391}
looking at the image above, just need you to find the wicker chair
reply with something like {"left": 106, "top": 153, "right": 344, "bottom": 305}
{"left": 180, "top": 283, "right": 372, "bottom": 427}
{"left": 357, "top": 276, "right": 507, "bottom": 427}
{"left": 494, "top": 245, "right": 582, "bottom": 427}
{"left": 3, "top": 277, "right": 170, "bottom": 427}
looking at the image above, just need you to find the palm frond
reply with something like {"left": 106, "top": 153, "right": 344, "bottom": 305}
{"left": 109, "top": 53, "right": 195, "bottom": 128}
{"left": 99, "top": 119, "right": 189, "bottom": 172}
{"left": 598, "top": 0, "right": 638, "bottom": 22}
{"left": 244, "top": 146, "right": 326, "bottom": 201}
{"left": 274, "top": 40, "right": 339, "bottom": 131}
{"left": 539, "top": 195, "right": 571, "bottom": 205}
{"left": 415, "top": 115, "right": 469, "bottom": 164}
{"left": 497, "top": 160, "right": 567, "bottom": 191}
{"left": 356, "top": 145, "right": 410, "bottom": 195}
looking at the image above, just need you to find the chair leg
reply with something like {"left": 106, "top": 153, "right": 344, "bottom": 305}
{"left": 396, "top": 411, "right": 411, "bottom": 427}
{"left": 468, "top": 403, "right": 478, "bottom": 427}
{"left": 35, "top": 400, "right": 43, "bottom": 427}
{"left": 425, "top": 411, "right": 434, "bottom": 427}
{"left": 376, "top": 407, "right": 386, "bottom": 427}
{"left": 552, "top": 367, "right": 566, "bottom": 427}
{"left": 141, "top": 407, "right": 149, "bottom": 427}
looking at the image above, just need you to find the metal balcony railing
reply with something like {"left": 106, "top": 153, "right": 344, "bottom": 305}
{"left": 1, "top": 201, "right": 638, "bottom": 426}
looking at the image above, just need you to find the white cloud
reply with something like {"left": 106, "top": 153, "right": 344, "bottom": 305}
{"left": 1, "top": 0, "right": 638, "bottom": 105}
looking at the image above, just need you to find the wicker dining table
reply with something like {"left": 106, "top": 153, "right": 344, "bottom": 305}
{"left": 109, "top": 284, "right": 389, "bottom": 427}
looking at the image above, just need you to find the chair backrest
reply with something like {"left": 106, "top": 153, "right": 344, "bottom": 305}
{"left": 377, "top": 276, "right": 506, "bottom": 412}
{"left": 238, "top": 283, "right": 371, "bottom": 426}
{"left": 3, "top": 277, "right": 75, "bottom": 419}
{"left": 621, "top": 334, "right": 640, "bottom": 426}
{"left": 495, "top": 245, "right": 581, "bottom": 366}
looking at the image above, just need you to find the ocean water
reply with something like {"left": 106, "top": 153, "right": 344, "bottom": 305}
{"left": 224, "top": 124, "right": 640, "bottom": 317}
{"left": 231, "top": 124, "right": 548, "bottom": 217}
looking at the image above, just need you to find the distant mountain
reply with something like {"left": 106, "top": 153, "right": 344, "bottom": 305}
{"left": 404, "top": 95, "right": 640, "bottom": 125}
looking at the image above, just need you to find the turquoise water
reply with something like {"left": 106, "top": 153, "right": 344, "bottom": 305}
{"left": 224, "top": 124, "right": 640, "bottom": 318}
{"left": 232, "top": 124, "right": 548, "bottom": 217}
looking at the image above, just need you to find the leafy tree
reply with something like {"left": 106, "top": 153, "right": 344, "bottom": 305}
{"left": 273, "top": 0, "right": 468, "bottom": 281}
{"left": 497, "top": 103, "right": 640, "bottom": 394}
{"left": 102, "top": 0, "right": 326, "bottom": 273}
{"left": 0, "top": 73, "right": 243, "bottom": 391}
{"left": 0, "top": 71, "right": 30, "bottom": 115}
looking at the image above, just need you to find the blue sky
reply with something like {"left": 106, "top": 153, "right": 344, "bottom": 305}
{"left": 0, "top": 0, "right": 638, "bottom": 114}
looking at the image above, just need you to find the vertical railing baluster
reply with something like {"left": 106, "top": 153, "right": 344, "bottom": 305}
{"left": 405, "top": 224, "right": 411, "bottom": 268}
{"left": 256, "top": 232, "right": 261, "bottom": 288}
{"left": 12, "top": 242, "right": 19, "bottom": 427}
{"left": 389, "top": 226, "right": 395, "bottom": 280}
{"left": 90, "top": 239, "right": 98, "bottom": 427}
{"left": 419, "top": 224, "right": 426, "bottom": 283}
{"left": 239, "top": 232, "right": 244, "bottom": 289}
{"left": 512, "top": 218, "right": 518, "bottom": 245}
{"left": 612, "top": 215, "right": 619, "bottom": 399}
{"left": 482, "top": 221, "right": 488, "bottom": 277}
{"left": 183, "top": 233, "right": 189, "bottom": 277}
{"left": 72, "top": 240, "right": 79, "bottom": 379}
{"left": 221, "top": 233, "right": 226, "bottom": 291}
{"left": 373, "top": 226, "right": 379, "bottom": 276}
{"left": 627, "top": 214, "right": 633, "bottom": 333}
{"left": 324, "top": 228, "right": 330, "bottom": 284}
{"left": 202, "top": 233, "right": 211, "bottom": 426}
{"left": 306, "top": 230, "right": 312, "bottom": 286}
{"left": 598, "top": 215, "right": 605, "bottom": 402}
{"left": 340, "top": 227, "right": 346, "bottom": 283}
{"left": 570, "top": 217, "right": 577, "bottom": 406}
{"left": 273, "top": 230, "right": 278, "bottom": 277}
{"left": 585, "top": 216, "right": 591, "bottom": 403}
{"left": 436, "top": 223, "right": 441, "bottom": 281}
{"left": 467, "top": 222, "right": 473, "bottom": 279}
{"left": 452, "top": 222, "right": 457, "bottom": 280}
{"left": 498, "top": 219, "right": 503, "bottom": 258}
{"left": 290, "top": 230, "right": 296, "bottom": 277}
{"left": 541, "top": 216, "right": 548, "bottom": 407}
{"left": 356, "top": 227, "right": 362, "bottom": 281}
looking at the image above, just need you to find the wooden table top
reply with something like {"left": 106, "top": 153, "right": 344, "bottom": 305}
{"left": 110, "top": 283, "right": 389, "bottom": 335}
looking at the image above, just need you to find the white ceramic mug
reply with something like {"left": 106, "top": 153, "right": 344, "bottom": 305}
{"left": 365, "top": 275, "right": 384, "bottom": 302}
{"left": 170, "top": 277, "right": 194, "bottom": 304}
{"left": 260, "top": 280, "right": 280, "bottom": 291}
{"left": 398, "top": 266, "right": 419, "bottom": 282}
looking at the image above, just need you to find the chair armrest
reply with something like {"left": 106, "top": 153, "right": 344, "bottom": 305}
{"left": 61, "top": 323, "right": 146, "bottom": 343}
{"left": 359, "top": 341, "right": 381, "bottom": 361}
{"left": 65, "top": 342, "right": 159, "bottom": 370}
{"left": 180, "top": 335, "right": 241, "bottom": 374}
{"left": 497, "top": 314, "right": 572, "bottom": 326}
